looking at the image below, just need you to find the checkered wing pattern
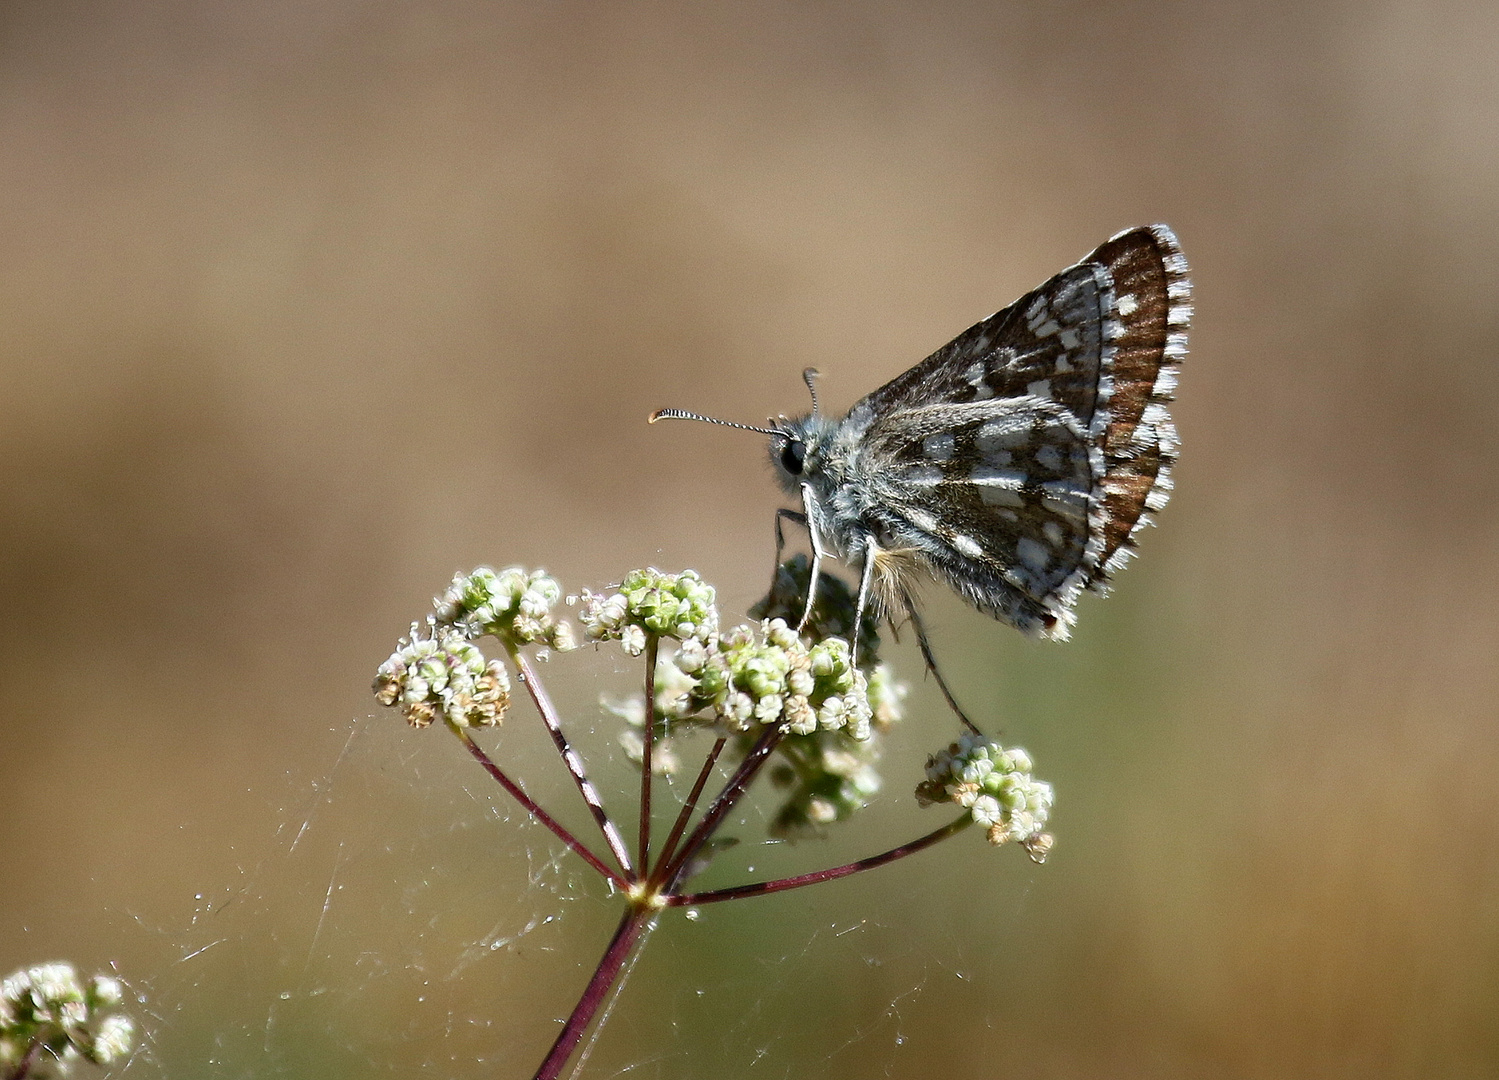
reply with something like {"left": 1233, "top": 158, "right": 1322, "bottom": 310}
{"left": 849, "top": 225, "right": 1191, "bottom": 637}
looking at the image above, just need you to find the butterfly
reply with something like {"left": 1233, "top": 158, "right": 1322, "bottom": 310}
{"left": 652, "top": 225, "right": 1190, "bottom": 714}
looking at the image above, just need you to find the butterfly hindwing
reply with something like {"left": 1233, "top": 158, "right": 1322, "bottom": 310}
{"left": 858, "top": 396, "right": 1103, "bottom": 636}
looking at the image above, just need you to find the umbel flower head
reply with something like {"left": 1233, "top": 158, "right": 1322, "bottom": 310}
{"left": 761, "top": 658, "right": 909, "bottom": 838}
{"left": 697, "top": 619, "right": 873, "bottom": 737}
{"left": 435, "top": 566, "right": 576, "bottom": 652}
{"left": 579, "top": 568, "right": 718, "bottom": 655}
{"left": 0, "top": 962, "right": 134, "bottom": 1078}
{"left": 375, "top": 561, "right": 1051, "bottom": 851}
{"left": 917, "top": 734, "right": 1055, "bottom": 860}
{"left": 374, "top": 627, "right": 511, "bottom": 729}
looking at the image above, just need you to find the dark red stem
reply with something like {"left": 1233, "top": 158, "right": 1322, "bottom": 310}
{"left": 662, "top": 724, "right": 784, "bottom": 890}
{"left": 666, "top": 815, "right": 972, "bottom": 905}
{"left": 638, "top": 635, "right": 659, "bottom": 876}
{"left": 455, "top": 729, "right": 628, "bottom": 890}
{"left": 532, "top": 905, "right": 658, "bottom": 1080}
{"left": 650, "top": 736, "right": 726, "bottom": 888}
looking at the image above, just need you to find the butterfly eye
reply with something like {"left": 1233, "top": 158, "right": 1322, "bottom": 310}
{"left": 779, "top": 439, "right": 806, "bottom": 476}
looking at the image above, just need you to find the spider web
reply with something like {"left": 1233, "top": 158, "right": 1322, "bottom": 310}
{"left": 103, "top": 649, "right": 1043, "bottom": 1080}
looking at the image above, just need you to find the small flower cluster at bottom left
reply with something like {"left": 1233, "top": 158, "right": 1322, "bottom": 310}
{"left": 1, "top": 962, "right": 134, "bottom": 1078}
{"left": 375, "top": 629, "right": 511, "bottom": 729}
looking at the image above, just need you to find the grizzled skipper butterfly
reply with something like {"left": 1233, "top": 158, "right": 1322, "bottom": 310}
{"left": 652, "top": 225, "right": 1190, "bottom": 718}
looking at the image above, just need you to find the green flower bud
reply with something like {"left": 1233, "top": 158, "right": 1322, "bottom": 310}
{"left": 918, "top": 734, "right": 1054, "bottom": 852}
{"left": 434, "top": 567, "right": 574, "bottom": 649}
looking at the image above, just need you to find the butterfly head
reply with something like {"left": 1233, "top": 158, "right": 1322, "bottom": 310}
{"left": 765, "top": 411, "right": 839, "bottom": 493}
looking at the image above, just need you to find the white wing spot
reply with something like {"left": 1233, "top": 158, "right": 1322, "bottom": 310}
{"left": 970, "top": 464, "right": 1026, "bottom": 507}
{"left": 952, "top": 533, "right": 984, "bottom": 559}
{"left": 1017, "top": 536, "right": 1050, "bottom": 572}
{"left": 1117, "top": 293, "right": 1139, "bottom": 316}
{"left": 1043, "top": 521, "right": 1064, "bottom": 547}
{"left": 1035, "top": 444, "right": 1063, "bottom": 472}
{"left": 1059, "top": 328, "right": 1080, "bottom": 350}
{"left": 922, "top": 432, "right": 955, "bottom": 461}
{"left": 976, "top": 416, "right": 1033, "bottom": 457}
{"left": 1027, "top": 379, "right": 1052, "bottom": 399}
{"left": 907, "top": 508, "right": 939, "bottom": 533}
{"left": 904, "top": 463, "right": 944, "bottom": 487}
{"left": 1041, "top": 481, "right": 1088, "bottom": 521}
{"left": 1033, "top": 319, "right": 1061, "bottom": 338}
{"left": 1055, "top": 354, "right": 1073, "bottom": 373}
{"left": 964, "top": 359, "right": 995, "bottom": 399}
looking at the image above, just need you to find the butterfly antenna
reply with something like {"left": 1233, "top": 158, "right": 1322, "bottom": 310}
{"left": 801, "top": 367, "right": 821, "bottom": 418}
{"left": 648, "top": 409, "right": 781, "bottom": 437}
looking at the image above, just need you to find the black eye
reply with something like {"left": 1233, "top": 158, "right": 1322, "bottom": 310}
{"left": 780, "top": 439, "right": 806, "bottom": 475}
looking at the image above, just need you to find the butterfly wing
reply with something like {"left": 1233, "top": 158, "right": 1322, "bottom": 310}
{"left": 1085, "top": 226, "right": 1191, "bottom": 577}
{"left": 857, "top": 396, "right": 1102, "bottom": 637}
{"left": 849, "top": 262, "right": 1115, "bottom": 431}
{"left": 847, "top": 225, "right": 1191, "bottom": 636}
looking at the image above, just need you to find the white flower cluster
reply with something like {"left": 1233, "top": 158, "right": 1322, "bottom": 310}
{"left": 578, "top": 568, "right": 718, "bottom": 656}
{"left": 601, "top": 622, "right": 882, "bottom": 754}
{"left": 703, "top": 619, "right": 873, "bottom": 738}
{"left": 1, "top": 962, "right": 134, "bottom": 1078}
{"left": 374, "top": 627, "right": 511, "bottom": 729}
{"left": 435, "top": 566, "right": 575, "bottom": 651}
{"left": 918, "top": 734, "right": 1055, "bottom": 858}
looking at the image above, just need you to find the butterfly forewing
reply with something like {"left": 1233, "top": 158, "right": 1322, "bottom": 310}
{"left": 849, "top": 263, "right": 1114, "bottom": 434}
{"left": 841, "top": 224, "right": 1190, "bottom": 638}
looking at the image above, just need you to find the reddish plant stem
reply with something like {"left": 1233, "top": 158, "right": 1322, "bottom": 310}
{"left": 638, "top": 635, "right": 659, "bottom": 877}
{"left": 666, "top": 815, "right": 972, "bottom": 905}
{"left": 5, "top": 1036, "right": 42, "bottom": 1080}
{"left": 650, "top": 735, "right": 727, "bottom": 889}
{"left": 532, "top": 904, "right": 658, "bottom": 1080}
{"left": 661, "top": 724, "right": 784, "bottom": 890}
{"left": 512, "top": 649, "right": 634, "bottom": 877}
{"left": 454, "top": 728, "right": 628, "bottom": 891}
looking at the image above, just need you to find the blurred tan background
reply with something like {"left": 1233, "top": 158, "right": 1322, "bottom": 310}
{"left": 4, "top": 1, "right": 1498, "bottom": 1077}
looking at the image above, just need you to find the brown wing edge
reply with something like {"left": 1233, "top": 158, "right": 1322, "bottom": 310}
{"left": 1085, "top": 224, "right": 1191, "bottom": 588}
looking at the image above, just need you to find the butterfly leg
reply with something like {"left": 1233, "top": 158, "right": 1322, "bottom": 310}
{"left": 772, "top": 507, "right": 813, "bottom": 624}
{"left": 901, "top": 594, "right": 983, "bottom": 735}
{"left": 796, "top": 483, "right": 827, "bottom": 633}
{"left": 851, "top": 541, "right": 878, "bottom": 669}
